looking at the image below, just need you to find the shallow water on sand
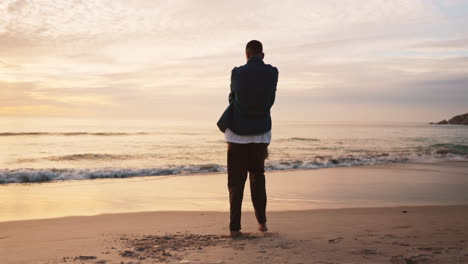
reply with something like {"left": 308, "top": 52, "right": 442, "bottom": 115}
{"left": 1, "top": 161, "right": 467, "bottom": 222}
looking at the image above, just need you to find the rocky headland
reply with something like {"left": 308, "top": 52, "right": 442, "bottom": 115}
{"left": 430, "top": 113, "right": 468, "bottom": 125}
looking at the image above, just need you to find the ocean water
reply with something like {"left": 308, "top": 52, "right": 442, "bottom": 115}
{"left": 1, "top": 117, "right": 467, "bottom": 184}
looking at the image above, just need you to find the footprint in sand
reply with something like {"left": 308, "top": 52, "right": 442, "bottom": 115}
{"left": 328, "top": 237, "right": 344, "bottom": 244}
{"left": 392, "top": 241, "right": 410, "bottom": 247}
{"left": 417, "top": 247, "right": 444, "bottom": 251}
{"left": 355, "top": 249, "right": 377, "bottom": 255}
{"left": 390, "top": 254, "right": 435, "bottom": 264}
{"left": 392, "top": 225, "right": 412, "bottom": 229}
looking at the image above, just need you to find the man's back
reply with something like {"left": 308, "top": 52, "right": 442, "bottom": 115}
{"left": 232, "top": 57, "right": 278, "bottom": 119}
{"left": 227, "top": 57, "right": 278, "bottom": 135}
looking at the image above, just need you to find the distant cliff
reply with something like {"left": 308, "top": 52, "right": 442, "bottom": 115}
{"left": 430, "top": 113, "right": 468, "bottom": 125}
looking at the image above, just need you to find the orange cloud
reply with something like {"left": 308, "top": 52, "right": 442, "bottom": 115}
{"left": 0, "top": 105, "right": 95, "bottom": 116}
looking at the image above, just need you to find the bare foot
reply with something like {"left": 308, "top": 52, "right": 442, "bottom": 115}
{"left": 258, "top": 223, "right": 268, "bottom": 232}
{"left": 230, "top": 230, "right": 243, "bottom": 238}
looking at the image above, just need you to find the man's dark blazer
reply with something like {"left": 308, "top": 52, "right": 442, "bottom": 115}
{"left": 217, "top": 56, "right": 278, "bottom": 135}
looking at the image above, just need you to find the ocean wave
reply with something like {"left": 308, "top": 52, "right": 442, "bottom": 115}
{"left": 45, "top": 153, "right": 136, "bottom": 161}
{"left": 425, "top": 143, "right": 468, "bottom": 155}
{"left": 266, "top": 143, "right": 468, "bottom": 170}
{"left": 2, "top": 143, "right": 466, "bottom": 185}
{"left": 0, "top": 164, "right": 224, "bottom": 184}
{"left": 15, "top": 153, "right": 159, "bottom": 163}
{"left": 266, "top": 154, "right": 401, "bottom": 170}
{"left": 0, "top": 132, "right": 149, "bottom": 136}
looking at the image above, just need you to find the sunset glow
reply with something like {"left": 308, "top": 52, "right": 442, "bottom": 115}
{"left": 1, "top": 0, "right": 467, "bottom": 121}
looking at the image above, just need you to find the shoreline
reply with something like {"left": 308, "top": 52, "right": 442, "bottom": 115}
{"left": 2, "top": 203, "right": 468, "bottom": 225}
{"left": 1, "top": 160, "right": 467, "bottom": 223}
{"left": 2, "top": 159, "right": 467, "bottom": 185}
{"left": 2, "top": 158, "right": 467, "bottom": 185}
{"left": 1, "top": 205, "right": 467, "bottom": 263}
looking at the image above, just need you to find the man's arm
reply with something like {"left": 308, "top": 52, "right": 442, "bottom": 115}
{"left": 268, "top": 68, "right": 279, "bottom": 108}
{"left": 228, "top": 67, "right": 237, "bottom": 104}
{"left": 229, "top": 92, "right": 235, "bottom": 104}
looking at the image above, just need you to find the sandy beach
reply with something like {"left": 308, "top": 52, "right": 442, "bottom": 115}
{"left": 1, "top": 162, "right": 468, "bottom": 264}
{"left": 1, "top": 206, "right": 468, "bottom": 264}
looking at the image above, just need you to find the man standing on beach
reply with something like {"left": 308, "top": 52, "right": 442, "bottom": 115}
{"left": 217, "top": 40, "right": 278, "bottom": 237}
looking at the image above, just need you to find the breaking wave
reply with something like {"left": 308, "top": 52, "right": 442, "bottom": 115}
{"left": 1, "top": 143, "right": 466, "bottom": 184}
{"left": 424, "top": 143, "right": 468, "bottom": 156}
{"left": 265, "top": 143, "right": 468, "bottom": 170}
{"left": 0, "top": 164, "right": 224, "bottom": 184}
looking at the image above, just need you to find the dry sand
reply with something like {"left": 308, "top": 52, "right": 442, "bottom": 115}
{"left": 1, "top": 205, "right": 468, "bottom": 264}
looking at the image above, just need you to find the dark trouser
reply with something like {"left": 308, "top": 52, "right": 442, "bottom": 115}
{"left": 227, "top": 142, "right": 268, "bottom": 231}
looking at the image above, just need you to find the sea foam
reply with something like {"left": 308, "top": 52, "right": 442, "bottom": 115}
{"left": 1, "top": 143, "right": 466, "bottom": 184}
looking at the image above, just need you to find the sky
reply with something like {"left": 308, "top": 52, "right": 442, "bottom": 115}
{"left": 0, "top": 0, "right": 467, "bottom": 122}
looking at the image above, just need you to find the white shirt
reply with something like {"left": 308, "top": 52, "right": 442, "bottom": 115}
{"left": 224, "top": 128, "right": 271, "bottom": 144}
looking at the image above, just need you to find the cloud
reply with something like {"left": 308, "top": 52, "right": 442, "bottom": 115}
{"left": 408, "top": 38, "right": 468, "bottom": 51}
{"left": 26, "top": 91, "right": 117, "bottom": 106}
{"left": 0, "top": 0, "right": 436, "bottom": 53}
{"left": 0, "top": 0, "right": 466, "bottom": 121}
{"left": 0, "top": 105, "right": 95, "bottom": 116}
{"left": 271, "top": 55, "right": 468, "bottom": 115}
{"left": 6, "top": 0, "right": 27, "bottom": 13}
{"left": 0, "top": 59, "right": 21, "bottom": 69}
{"left": 0, "top": 80, "right": 119, "bottom": 118}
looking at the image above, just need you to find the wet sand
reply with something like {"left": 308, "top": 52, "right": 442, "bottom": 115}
{"left": 1, "top": 206, "right": 468, "bottom": 264}
{"left": 1, "top": 161, "right": 468, "bottom": 222}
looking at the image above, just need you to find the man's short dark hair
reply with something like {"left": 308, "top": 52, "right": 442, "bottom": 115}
{"left": 246, "top": 40, "right": 263, "bottom": 55}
